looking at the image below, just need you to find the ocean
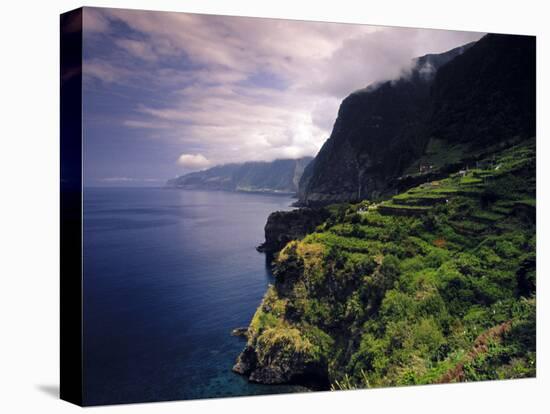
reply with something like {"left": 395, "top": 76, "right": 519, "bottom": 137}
{"left": 82, "top": 187, "right": 303, "bottom": 405}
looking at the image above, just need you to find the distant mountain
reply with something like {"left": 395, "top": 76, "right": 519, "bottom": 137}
{"left": 298, "top": 34, "right": 535, "bottom": 205}
{"left": 167, "top": 157, "right": 313, "bottom": 194}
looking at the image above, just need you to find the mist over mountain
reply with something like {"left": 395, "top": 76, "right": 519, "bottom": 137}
{"left": 298, "top": 34, "right": 535, "bottom": 205}
{"left": 167, "top": 157, "right": 313, "bottom": 194}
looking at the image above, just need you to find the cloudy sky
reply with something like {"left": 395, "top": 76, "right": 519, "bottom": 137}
{"left": 82, "top": 7, "right": 483, "bottom": 186}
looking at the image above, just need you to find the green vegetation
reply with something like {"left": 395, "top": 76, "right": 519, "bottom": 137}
{"left": 244, "top": 139, "right": 535, "bottom": 389}
{"left": 404, "top": 138, "right": 468, "bottom": 175}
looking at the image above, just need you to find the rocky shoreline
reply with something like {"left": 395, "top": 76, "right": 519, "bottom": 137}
{"left": 232, "top": 324, "right": 329, "bottom": 388}
{"left": 232, "top": 207, "right": 331, "bottom": 388}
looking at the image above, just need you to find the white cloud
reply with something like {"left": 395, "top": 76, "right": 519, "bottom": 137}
{"left": 83, "top": 8, "right": 110, "bottom": 33}
{"left": 177, "top": 153, "right": 211, "bottom": 170}
{"left": 115, "top": 38, "right": 158, "bottom": 61}
{"left": 83, "top": 8, "right": 485, "bottom": 168}
{"left": 100, "top": 177, "right": 134, "bottom": 182}
{"left": 123, "top": 119, "right": 171, "bottom": 129}
{"left": 100, "top": 177, "right": 163, "bottom": 183}
{"left": 84, "top": 59, "right": 130, "bottom": 83}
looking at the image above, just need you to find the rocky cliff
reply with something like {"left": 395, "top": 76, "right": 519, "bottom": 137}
{"left": 236, "top": 138, "right": 536, "bottom": 389}
{"left": 298, "top": 34, "right": 535, "bottom": 205}
{"left": 257, "top": 208, "right": 330, "bottom": 254}
{"left": 167, "top": 157, "right": 312, "bottom": 194}
{"left": 235, "top": 33, "right": 536, "bottom": 389}
{"left": 429, "top": 34, "right": 535, "bottom": 147}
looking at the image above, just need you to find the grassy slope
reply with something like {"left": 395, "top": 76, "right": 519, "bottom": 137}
{"left": 244, "top": 138, "right": 536, "bottom": 389}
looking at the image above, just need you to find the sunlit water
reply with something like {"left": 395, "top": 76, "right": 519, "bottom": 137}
{"left": 83, "top": 187, "right": 303, "bottom": 405}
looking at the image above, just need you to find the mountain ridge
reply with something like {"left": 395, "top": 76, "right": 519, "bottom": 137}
{"left": 167, "top": 157, "right": 313, "bottom": 194}
{"left": 298, "top": 34, "right": 535, "bottom": 206}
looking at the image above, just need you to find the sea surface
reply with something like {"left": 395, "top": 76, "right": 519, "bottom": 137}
{"left": 83, "top": 187, "right": 303, "bottom": 405}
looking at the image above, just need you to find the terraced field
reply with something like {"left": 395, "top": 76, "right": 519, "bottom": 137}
{"left": 239, "top": 138, "right": 536, "bottom": 390}
{"left": 377, "top": 140, "right": 535, "bottom": 225}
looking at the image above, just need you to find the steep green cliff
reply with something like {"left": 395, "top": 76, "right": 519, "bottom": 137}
{"left": 299, "top": 34, "right": 535, "bottom": 205}
{"left": 235, "top": 139, "right": 535, "bottom": 388}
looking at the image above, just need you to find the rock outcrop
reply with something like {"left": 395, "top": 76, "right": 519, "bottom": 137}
{"left": 232, "top": 285, "right": 330, "bottom": 388}
{"left": 257, "top": 208, "right": 329, "bottom": 254}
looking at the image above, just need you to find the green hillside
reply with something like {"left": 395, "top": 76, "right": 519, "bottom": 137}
{"left": 235, "top": 138, "right": 535, "bottom": 388}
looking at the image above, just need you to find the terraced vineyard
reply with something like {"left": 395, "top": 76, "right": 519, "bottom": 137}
{"left": 237, "top": 138, "right": 536, "bottom": 389}
{"left": 378, "top": 141, "right": 534, "bottom": 220}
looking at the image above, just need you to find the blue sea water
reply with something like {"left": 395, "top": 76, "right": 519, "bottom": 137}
{"left": 83, "top": 187, "right": 303, "bottom": 405}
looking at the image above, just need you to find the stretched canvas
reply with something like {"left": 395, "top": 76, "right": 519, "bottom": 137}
{"left": 60, "top": 6, "right": 536, "bottom": 406}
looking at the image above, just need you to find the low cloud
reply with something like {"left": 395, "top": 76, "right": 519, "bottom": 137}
{"left": 115, "top": 38, "right": 158, "bottom": 61}
{"left": 83, "top": 8, "right": 110, "bottom": 33}
{"left": 100, "top": 177, "right": 135, "bottom": 182}
{"left": 177, "top": 153, "right": 211, "bottom": 170}
{"left": 100, "top": 177, "right": 163, "bottom": 183}
{"left": 123, "top": 119, "right": 171, "bottom": 129}
{"left": 84, "top": 59, "right": 130, "bottom": 84}
{"left": 82, "top": 8, "right": 484, "bottom": 174}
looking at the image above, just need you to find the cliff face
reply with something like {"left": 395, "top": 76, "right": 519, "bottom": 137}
{"left": 235, "top": 139, "right": 536, "bottom": 389}
{"left": 299, "top": 34, "right": 535, "bottom": 205}
{"left": 167, "top": 157, "right": 312, "bottom": 194}
{"left": 429, "top": 34, "right": 536, "bottom": 147}
{"left": 235, "top": 33, "right": 536, "bottom": 390}
{"left": 257, "top": 208, "right": 330, "bottom": 254}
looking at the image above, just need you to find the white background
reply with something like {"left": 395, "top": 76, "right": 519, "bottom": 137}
{"left": 0, "top": 0, "right": 548, "bottom": 412}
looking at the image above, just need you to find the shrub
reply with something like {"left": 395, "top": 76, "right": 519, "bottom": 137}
{"left": 410, "top": 318, "right": 446, "bottom": 355}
